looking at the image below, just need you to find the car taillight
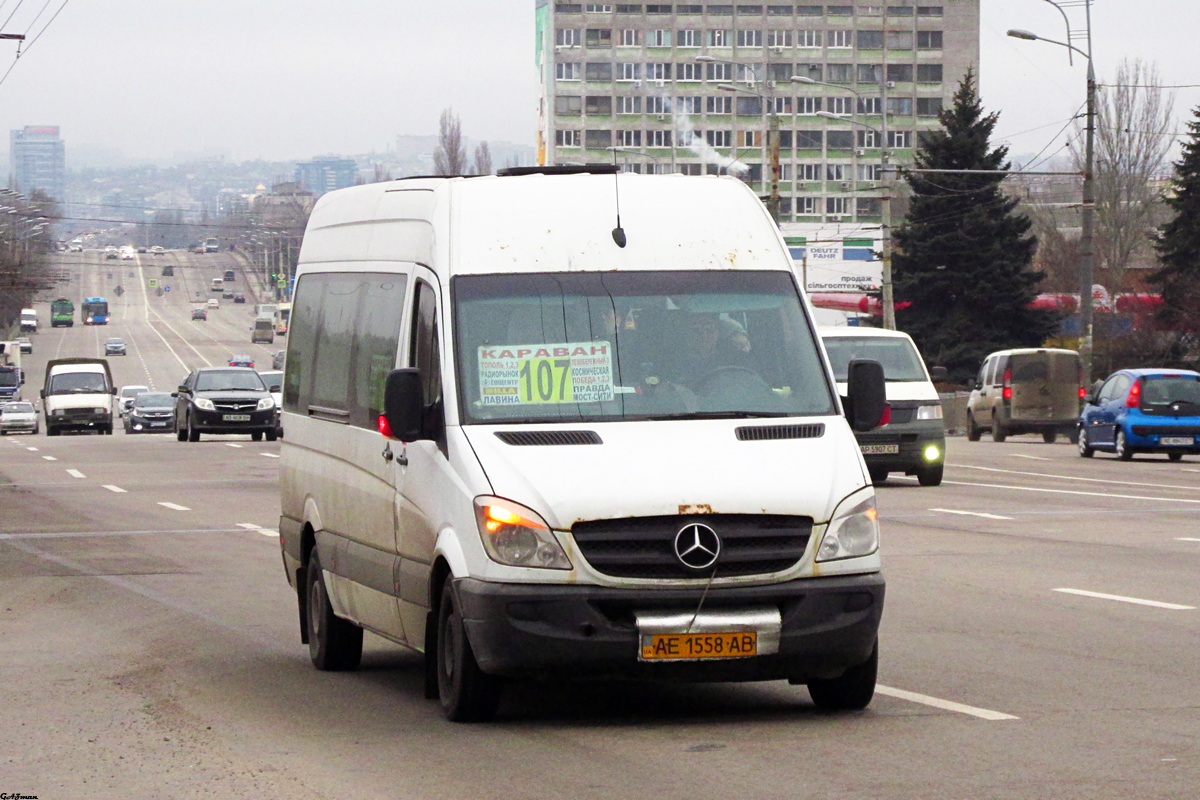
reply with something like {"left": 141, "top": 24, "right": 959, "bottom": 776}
{"left": 1126, "top": 379, "right": 1142, "bottom": 408}
{"left": 1002, "top": 367, "right": 1012, "bottom": 400}
{"left": 1078, "top": 386, "right": 1086, "bottom": 399}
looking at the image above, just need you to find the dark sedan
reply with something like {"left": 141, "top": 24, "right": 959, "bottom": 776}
{"left": 124, "top": 392, "right": 176, "bottom": 434}
{"left": 173, "top": 367, "right": 277, "bottom": 442}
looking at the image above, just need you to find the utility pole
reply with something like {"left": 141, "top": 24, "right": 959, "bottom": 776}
{"left": 769, "top": 109, "right": 781, "bottom": 223}
{"left": 1079, "top": 26, "right": 1096, "bottom": 382}
{"left": 881, "top": 148, "right": 896, "bottom": 330}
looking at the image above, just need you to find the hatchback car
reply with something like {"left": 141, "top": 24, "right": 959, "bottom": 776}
{"left": 173, "top": 367, "right": 276, "bottom": 442}
{"left": 257, "top": 370, "right": 284, "bottom": 438}
{"left": 151, "top": 246, "right": 165, "bottom": 255}
{"left": 105, "top": 337, "right": 127, "bottom": 356}
{"left": 207, "top": 298, "right": 219, "bottom": 309}
{"left": 16, "top": 337, "right": 32, "bottom": 355}
{"left": 1079, "top": 369, "right": 1200, "bottom": 461}
{"left": 228, "top": 354, "right": 255, "bottom": 368}
{"left": 271, "top": 350, "right": 286, "bottom": 370}
{"left": 191, "top": 307, "right": 207, "bottom": 321}
{"left": 124, "top": 392, "right": 176, "bottom": 433}
{"left": 222, "top": 289, "right": 235, "bottom": 299}
{"left": 233, "top": 293, "right": 246, "bottom": 304}
{"left": 0, "top": 401, "right": 38, "bottom": 435}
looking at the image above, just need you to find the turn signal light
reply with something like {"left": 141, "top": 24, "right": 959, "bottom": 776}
{"left": 377, "top": 414, "right": 396, "bottom": 439}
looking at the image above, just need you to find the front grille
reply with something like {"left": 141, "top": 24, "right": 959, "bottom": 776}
{"left": 64, "top": 408, "right": 98, "bottom": 419}
{"left": 572, "top": 514, "right": 812, "bottom": 579}
{"left": 214, "top": 402, "right": 257, "bottom": 412}
{"left": 1132, "top": 425, "right": 1200, "bottom": 436}
{"left": 496, "top": 430, "right": 602, "bottom": 446}
{"left": 735, "top": 423, "right": 824, "bottom": 441}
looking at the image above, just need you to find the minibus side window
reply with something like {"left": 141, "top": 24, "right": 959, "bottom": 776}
{"left": 284, "top": 274, "right": 323, "bottom": 411}
{"left": 351, "top": 277, "right": 406, "bottom": 428}
{"left": 410, "top": 281, "right": 442, "bottom": 408}
{"left": 310, "top": 277, "right": 361, "bottom": 412}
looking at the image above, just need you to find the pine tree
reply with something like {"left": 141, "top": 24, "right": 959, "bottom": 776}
{"left": 1150, "top": 106, "right": 1200, "bottom": 335}
{"left": 892, "top": 70, "right": 1056, "bottom": 380}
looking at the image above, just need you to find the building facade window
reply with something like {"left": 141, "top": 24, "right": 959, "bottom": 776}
{"left": 617, "top": 62, "right": 641, "bottom": 80}
{"left": 706, "top": 130, "right": 732, "bottom": 147}
{"left": 797, "top": 30, "right": 821, "bottom": 47}
{"left": 857, "top": 197, "right": 882, "bottom": 216}
{"left": 706, "top": 62, "right": 732, "bottom": 81}
{"left": 827, "top": 130, "right": 854, "bottom": 149}
{"left": 647, "top": 29, "right": 672, "bottom": 46}
{"left": 888, "top": 129, "right": 912, "bottom": 148}
{"left": 556, "top": 129, "right": 582, "bottom": 146}
{"left": 586, "top": 95, "right": 613, "bottom": 114}
{"left": 886, "top": 31, "right": 914, "bottom": 49}
{"left": 826, "top": 63, "right": 853, "bottom": 83}
{"left": 827, "top": 96, "right": 854, "bottom": 114}
{"left": 617, "top": 95, "right": 643, "bottom": 113}
{"left": 887, "top": 63, "right": 913, "bottom": 83}
{"left": 556, "top": 28, "right": 581, "bottom": 46}
{"left": 856, "top": 163, "right": 883, "bottom": 180}
{"left": 617, "top": 130, "right": 642, "bottom": 146}
{"left": 917, "top": 30, "right": 943, "bottom": 49}
{"left": 826, "top": 164, "right": 847, "bottom": 181}
{"left": 586, "top": 28, "right": 613, "bottom": 46}
{"left": 826, "top": 197, "right": 849, "bottom": 214}
{"left": 799, "top": 163, "right": 822, "bottom": 181}
{"left": 707, "top": 29, "right": 732, "bottom": 46}
{"left": 677, "top": 29, "right": 700, "bottom": 46}
{"left": 797, "top": 130, "right": 823, "bottom": 148}
{"left": 556, "top": 62, "right": 582, "bottom": 80}
{"left": 796, "top": 96, "right": 822, "bottom": 115}
{"left": 858, "top": 63, "right": 883, "bottom": 84}
{"left": 856, "top": 128, "right": 881, "bottom": 148}
{"left": 798, "top": 197, "right": 819, "bottom": 214}
{"left": 647, "top": 129, "right": 673, "bottom": 146}
{"left": 887, "top": 96, "right": 913, "bottom": 116}
{"left": 555, "top": 95, "right": 583, "bottom": 115}
{"left": 675, "top": 62, "right": 701, "bottom": 82}
{"left": 736, "top": 29, "right": 763, "bottom": 47}
{"left": 828, "top": 30, "right": 853, "bottom": 48}
{"left": 586, "top": 129, "right": 612, "bottom": 148}
{"left": 706, "top": 95, "right": 733, "bottom": 113}
{"left": 586, "top": 62, "right": 613, "bottom": 80}
{"left": 917, "top": 63, "right": 943, "bottom": 83}
{"left": 619, "top": 28, "right": 640, "bottom": 45}
{"left": 916, "top": 97, "right": 943, "bottom": 116}
{"left": 736, "top": 96, "right": 763, "bottom": 115}
{"left": 766, "top": 29, "right": 792, "bottom": 47}
{"left": 857, "top": 96, "right": 883, "bottom": 114}
{"left": 646, "top": 62, "right": 672, "bottom": 81}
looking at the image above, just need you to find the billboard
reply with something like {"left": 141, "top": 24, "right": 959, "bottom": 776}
{"left": 784, "top": 233, "right": 882, "bottom": 293}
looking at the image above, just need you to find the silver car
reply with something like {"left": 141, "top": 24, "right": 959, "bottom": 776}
{"left": 0, "top": 401, "right": 38, "bottom": 435}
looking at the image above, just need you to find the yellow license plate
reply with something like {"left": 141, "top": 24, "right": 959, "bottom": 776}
{"left": 640, "top": 631, "right": 757, "bottom": 661}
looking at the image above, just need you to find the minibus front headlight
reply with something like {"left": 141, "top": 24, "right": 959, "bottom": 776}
{"left": 816, "top": 492, "right": 880, "bottom": 562}
{"left": 256, "top": 396, "right": 275, "bottom": 411}
{"left": 194, "top": 397, "right": 215, "bottom": 411}
{"left": 916, "top": 404, "right": 943, "bottom": 420}
{"left": 473, "top": 496, "right": 572, "bottom": 570}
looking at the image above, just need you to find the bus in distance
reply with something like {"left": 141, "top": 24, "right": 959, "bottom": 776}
{"left": 82, "top": 297, "right": 109, "bottom": 325}
{"left": 274, "top": 302, "right": 291, "bottom": 335}
{"left": 51, "top": 298, "right": 74, "bottom": 328}
{"left": 204, "top": 237, "right": 219, "bottom": 253}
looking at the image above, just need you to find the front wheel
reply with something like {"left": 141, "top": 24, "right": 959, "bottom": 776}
{"left": 868, "top": 467, "right": 889, "bottom": 485}
{"left": 917, "top": 464, "right": 943, "bottom": 486}
{"left": 1169, "top": 452, "right": 1184, "bottom": 462}
{"left": 187, "top": 414, "right": 200, "bottom": 442}
{"left": 808, "top": 640, "right": 878, "bottom": 711}
{"left": 305, "top": 549, "right": 363, "bottom": 671}
{"left": 1078, "top": 427, "right": 1094, "bottom": 458}
{"left": 265, "top": 429, "right": 278, "bottom": 442}
{"left": 437, "top": 575, "right": 502, "bottom": 722}
{"left": 966, "top": 412, "right": 982, "bottom": 442}
{"left": 251, "top": 431, "right": 263, "bottom": 442}
{"left": 176, "top": 418, "right": 186, "bottom": 442}
{"left": 1115, "top": 429, "right": 1134, "bottom": 461}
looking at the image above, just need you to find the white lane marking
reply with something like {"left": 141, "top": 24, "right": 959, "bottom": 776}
{"left": 941, "top": 479, "right": 1200, "bottom": 505}
{"left": 1176, "top": 537, "right": 1200, "bottom": 543}
{"left": 157, "top": 502, "right": 191, "bottom": 511}
{"left": 42, "top": 456, "right": 57, "bottom": 461}
{"left": 66, "top": 469, "right": 86, "bottom": 478}
{"left": 260, "top": 452, "right": 280, "bottom": 459}
{"left": 929, "top": 508, "right": 1014, "bottom": 521}
{"left": 1053, "top": 588, "right": 1196, "bottom": 610}
{"left": 875, "top": 685, "right": 1019, "bottom": 721}
{"left": 225, "top": 443, "right": 243, "bottom": 448}
{"left": 25, "top": 446, "right": 38, "bottom": 452}
{"left": 259, "top": 528, "right": 278, "bottom": 537}
{"left": 1010, "top": 454, "right": 1050, "bottom": 461}
{"left": 956, "top": 464, "right": 1200, "bottom": 493}
{"left": 102, "top": 485, "right": 127, "bottom": 493}
{"left": 236, "top": 523, "right": 262, "bottom": 530}
{"left": 1184, "top": 469, "right": 1200, "bottom": 474}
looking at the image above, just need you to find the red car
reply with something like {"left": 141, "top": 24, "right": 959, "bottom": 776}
{"left": 228, "top": 354, "right": 255, "bottom": 368}
{"left": 193, "top": 245, "right": 205, "bottom": 254}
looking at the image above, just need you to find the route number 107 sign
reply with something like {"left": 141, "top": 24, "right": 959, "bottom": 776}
{"left": 478, "top": 342, "right": 614, "bottom": 406}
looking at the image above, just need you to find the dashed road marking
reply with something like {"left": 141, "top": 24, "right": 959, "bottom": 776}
{"left": 260, "top": 452, "right": 280, "bottom": 459}
{"left": 102, "top": 485, "right": 127, "bottom": 493}
{"left": 42, "top": 456, "right": 57, "bottom": 461}
{"left": 1053, "top": 588, "right": 1195, "bottom": 611}
{"left": 225, "top": 443, "right": 243, "bottom": 448}
{"left": 875, "top": 685, "right": 1019, "bottom": 721}
{"left": 956, "top": 464, "right": 1200, "bottom": 493}
{"left": 157, "top": 502, "right": 190, "bottom": 511}
{"left": 930, "top": 508, "right": 1014, "bottom": 521}
{"left": 66, "top": 469, "right": 85, "bottom": 478}
{"left": 1176, "top": 537, "right": 1200, "bottom": 543}
{"left": 236, "top": 522, "right": 280, "bottom": 537}
{"left": 236, "top": 523, "right": 262, "bottom": 530}
{"left": 1010, "top": 454, "right": 1050, "bottom": 461}
{"left": 25, "top": 446, "right": 38, "bottom": 452}
{"left": 940, "top": 479, "right": 1200, "bottom": 505}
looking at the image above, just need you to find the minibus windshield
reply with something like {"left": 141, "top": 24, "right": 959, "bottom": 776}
{"left": 453, "top": 270, "right": 836, "bottom": 424}
{"left": 823, "top": 336, "right": 927, "bottom": 382}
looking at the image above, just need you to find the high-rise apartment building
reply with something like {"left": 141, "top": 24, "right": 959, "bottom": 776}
{"left": 294, "top": 157, "right": 358, "bottom": 196}
{"left": 536, "top": 2, "right": 979, "bottom": 225}
{"left": 10, "top": 125, "right": 66, "bottom": 202}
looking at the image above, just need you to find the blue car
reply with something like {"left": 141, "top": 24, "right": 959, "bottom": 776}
{"left": 1078, "top": 368, "right": 1200, "bottom": 461}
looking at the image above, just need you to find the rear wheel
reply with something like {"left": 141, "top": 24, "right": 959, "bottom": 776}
{"left": 917, "top": 464, "right": 943, "bottom": 486}
{"left": 305, "top": 549, "right": 363, "bottom": 671}
{"left": 1042, "top": 430, "right": 1057, "bottom": 444}
{"left": 1078, "top": 427, "right": 1094, "bottom": 458}
{"left": 1169, "top": 452, "right": 1184, "bottom": 462}
{"left": 868, "top": 467, "right": 889, "bottom": 485}
{"left": 966, "top": 412, "right": 982, "bottom": 442}
{"left": 437, "top": 575, "right": 502, "bottom": 722}
{"left": 1115, "top": 429, "right": 1134, "bottom": 461}
{"left": 808, "top": 640, "right": 878, "bottom": 712}
{"left": 991, "top": 416, "right": 1007, "bottom": 443}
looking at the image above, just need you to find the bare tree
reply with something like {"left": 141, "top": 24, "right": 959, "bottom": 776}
{"left": 1071, "top": 58, "right": 1175, "bottom": 287}
{"left": 373, "top": 163, "right": 392, "bottom": 183}
{"left": 434, "top": 108, "right": 467, "bottom": 176}
{"left": 473, "top": 141, "right": 493, "bottom": 176}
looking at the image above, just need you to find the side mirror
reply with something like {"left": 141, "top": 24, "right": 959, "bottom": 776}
{"left": 170, "top": 392, "right": 178, "bottom": 398}
{"left": 383, "top": 368, "right": 427, "bottom": 442}
{"left": 111, "top": 387, "right": 118, "bottom": 395}
{"left": 39, "top": 389, "right": 45, "bottom": 399}
{"left": 177, "top": 384, "right": 188, "bottom": 394}
{"left": 845, "top": 359, "right": 887, "bottom": 432}
{"left": 268, "top": 383, "right": 281, "bottom": 392}
{"left": 929, "top": 365, "right": 949, "bottom": 382}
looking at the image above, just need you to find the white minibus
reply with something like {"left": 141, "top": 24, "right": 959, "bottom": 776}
{"left": 279, "top": 168, "right": 887, "bottom": 721}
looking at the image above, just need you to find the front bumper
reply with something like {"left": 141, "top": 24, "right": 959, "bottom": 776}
{"left": 0, "top": 420, "right": 36, "bottom": 433}
{"left": 191, "top": 407, "right": 274, "bottom": 433}
{"left": 48, "top": 411, "right": 110, "bottom": 430}
{"left": 127, "top": 414, "right": 175, "bottom": 433}
{"left": 455, "top": 572, "right": 884, "bottom": 682}
{"left": 855, "top": 419, "right": 945, "bottom": 472}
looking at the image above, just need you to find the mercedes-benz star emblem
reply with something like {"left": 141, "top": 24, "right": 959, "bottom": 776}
{"left": 674, "top": 523, "right": 721, "bottom": 570}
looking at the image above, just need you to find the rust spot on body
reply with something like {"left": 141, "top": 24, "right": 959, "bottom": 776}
{"left": 678, "top": 504, "right": 714, "bottom": 515}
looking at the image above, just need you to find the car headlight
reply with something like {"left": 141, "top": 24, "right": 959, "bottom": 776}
{"left": 194, "top": 397, "right": 215, "bottom": 411}
{"left": 473, "top": 496, "right": 571, "bottom": 570}
{"left": 256, "top": 396, "right": 275, "bottom": 411}
{"left": 816, "top": 492, "right": 880, "bottom": 562}
{"left": 916, "top": 404, "right": 943, "bottom": 420}
{"left": 52, "top": 409, "right": 64, "bottom": 416}
{"left": 94, "top": 407, "right": 107, "bottom": 414}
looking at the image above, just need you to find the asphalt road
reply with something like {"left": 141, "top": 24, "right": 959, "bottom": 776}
{"left": 3, "top": 253, "right": 1199, "bottom": 798}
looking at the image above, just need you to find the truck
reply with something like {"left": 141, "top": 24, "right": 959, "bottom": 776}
{"left": 41, "top": 358, "right": 116, "bottom": 436}
{"left": 273, "top": 301, "right": 291, "bottom": 335}
{"left": 0, "top": 341, "right": 23, "bottom": 401}
{"left": 205, "top": 237, "right": 220, "bottom": 253}
{"left": 19, "top": 308, "right": 37, "bottom": 333}
{"left": 51, "top": 298, "right": 74, "bottom": 327}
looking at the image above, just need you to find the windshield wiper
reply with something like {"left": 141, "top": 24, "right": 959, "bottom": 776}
{"left": 639, "top": 410, "right": 794, "bottom": 421}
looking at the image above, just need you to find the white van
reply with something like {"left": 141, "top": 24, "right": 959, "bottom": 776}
{"left": 279, "top": 168, "right": 888, "bottom": 721}
{"left": 819, "top": 327, "right": 946, "bottom": 486}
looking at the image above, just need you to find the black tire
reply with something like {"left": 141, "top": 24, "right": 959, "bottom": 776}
{"left": 1078, "top": 427, "right": 1094, "bottom": 458}
{"left": 176, "top": 418, "right": 186, "bottom": 442}
{"left": 187, "top": 414, "right": 200, "bottom": 442}
{"left": 1115, "top": 429, "right": 1134, "bottom": 461}
{"left": 917, "top": 464, "right": 943, "bottom": 486}
{"left": 437, "top": 575, "right": 501, "bottom": 722}
{"left": 265, "top": 429, "right": 278, "bottom": 442}
{"left": 47, "top": 426, "right": 59, "bottom": 437}
{"left": 1169, "top": 452, "right": 1183, "bottom": 462}
{"left": 965, "top": 412, "right": 982, "bottom": 442}
{"left": 1042, "top": 430, "right": 1057, "bottom": 444}
{"left": 251, "top": 431, "right": 263, "bottom": 442}
{"left": 868, "top": 467, "right": 889, "bottom": 485}
{"left": 305, "top": 549, "right": 363, "bottom": 671}
{"left": 809, "top": 640, "right": 878, "bottom": 712}
{"left": 991, "top": 416, "right": 1007, "bottom": 443}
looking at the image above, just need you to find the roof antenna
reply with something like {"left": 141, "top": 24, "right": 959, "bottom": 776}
{"left": 610, "top": 151, "right": 627, "bottom": 248}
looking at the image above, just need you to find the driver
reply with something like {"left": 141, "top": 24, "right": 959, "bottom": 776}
{"left": 673, "top": 313, "right": 753, "bottom": 388}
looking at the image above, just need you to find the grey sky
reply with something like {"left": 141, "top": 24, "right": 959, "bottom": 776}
{"left": 0, "top": 1, "right": 1194, "bottom": 165}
